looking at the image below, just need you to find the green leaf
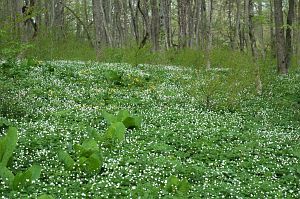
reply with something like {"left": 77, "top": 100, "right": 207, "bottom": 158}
{"left": 0, "top": 164, "right": 14, "bottom": 187}
{"left": 102, "top": 111, "right": 117, "bottom": 125}
{"left": 88, "top": 127, "right": 105, "bottom": 143}
{"left": 38, "top": 194, "right": 55, "bottom": 199}
{"left": 165, "top": 175, "right": 180, "bottom": 193}
{"left": 12, "top": 164, "right": 41, "bottom": 190}
{"left": 178, "top": 178, "right": 190, "bottom": 193}
{"left": 0, "top": 127, "right": 18, "bottom": 167}
{"left": 122, "top": 116, "right": 142, "bottom": 129}
{"left": 86, "top": 152, "right": 103, "bottom": 172}
{"left": 116, "top": 110, "right": 130, "bottom": 122}
{"left": 58, "top": 150, "right": 75, "bottom": 171}
{"left": 105, "top": 122, "right": 126, "bottom": 143}
{"left": 75, "top": 139, "right": 99, "bottom": 158}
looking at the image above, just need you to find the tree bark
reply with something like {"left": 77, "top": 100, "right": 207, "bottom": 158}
{"left": 206, "top": 0, "right": 213, "bottom": 69}
{"left": 249, "top": 0, "right": 262, "bottom": 94}
{"left": 286, "top": 0, "right": 295, "bottom": 69}
{"left": 258, "top": 1, "right": 266, "bottom": 59}
{"left": 274, "top": 0, "right": 288, "bottom": 74}
{"left": 298, "top": 0, "right": 300, "bottom": 66}
{"left": 150, "top": 0, "right": 160, "bottom": 51}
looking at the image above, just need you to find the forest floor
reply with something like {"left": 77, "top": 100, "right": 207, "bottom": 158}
{"left": 1, "top": 60, "right": 300, "bottom": 198}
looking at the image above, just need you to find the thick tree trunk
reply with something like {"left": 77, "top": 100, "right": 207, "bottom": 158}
{"left": 274, "top": 0, "right": 288, "bottom": 74}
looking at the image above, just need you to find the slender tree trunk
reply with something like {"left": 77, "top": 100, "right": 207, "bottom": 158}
{"left": 249, "top": 0, "right": 262, "bottom": 94}
{"left": 129, "top": 0, "right": 140, "bottom": 44}
{"left": 150, "top": 0, "right": 160, "bottom": 51}
{"left": 274, "top": 0, "right": 288, "bottom": 74}
{"left": 178, "top": 0, "right": 188, "bottom": 48}
{"left": 298, "top": 0, "right": 300, "bottom": 66}
{"left": 92, "top": 0, "right": 103, "bottom": 56}
{"left": 227, "top": 0, "right": 234, "bottom": 49}
{"left": 258, "top": 1, "right": 266, "bottom": 59}
{"left": 162, "top": 0, "right": 171, "bottom": 49}
{"left": 206, "top": 0, "right": 213, "bottom": 69}
{"left": 269, "top": 0, "right": 276, "bottom": 56}
{"left": 286, "top": 0, "right": 295, "bottom": 69}
{"left": 200, "top": 0, "right": 207, "bottom": 50}
{"left": 244, "top": 0, "right": 250, "bottom": 51}
{"left": 53, "top": 0, "right": 64, "bottom": 40}
{"left": 235, "top": 0, "right": 242, "bottom": 51}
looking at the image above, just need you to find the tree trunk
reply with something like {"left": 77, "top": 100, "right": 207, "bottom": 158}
{"left": 92, "top": 0, "right": 103, "bottom": 56}
{"left": 244, "top": 0, "right": 250, "bottom": 51}
{"left": 258, "top": 1, "right": 266, "bottom": 59}
{"left": 53, "top": 0, "right": 64, "bottom": 40}
{"left": 178, "top": 0, "right": 188, "bottom": 48}
{"left": 269, "top": 0, "right": 276, "bottom": 56}
{"left": 298, "top": 0, "right": 300, "bottom": 66}
{"left": 274, "top": 0, "right": 288, "bottom": 74}
{"left": 206, "top": 0, "right": 213, "bottom": 69}
{"left": 162, "top": 0, "right": 171, "bottom": 49}
{"left": 249, "top": 0, "right": 262, "bottom": 94}
{"left": 286, "top": 0, "right": 295, "bottom": 69}
{"left": 150, "top": 0, "right": 160, "bottom": 51}
{"left": 200, "top": 0, "right": 207, "bottom": 50}
{"left": 235, "top": 0, "right": 243, "bottom": 51}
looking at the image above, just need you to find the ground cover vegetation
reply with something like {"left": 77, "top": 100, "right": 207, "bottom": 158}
{"left": 1, "top": 0, "right": 300, "bottom": 198}
{"left": 0, "top": 57, "right": 300, "bottom": 198}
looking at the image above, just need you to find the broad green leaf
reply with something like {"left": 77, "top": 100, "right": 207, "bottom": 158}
{"left": 58, "top": 150, "right": 75, "bottom": 171}
{"left": 88, "top": 127, "right": 105, "bottom": 143}
{"left": 0, "top": 127, "right": 18, "bottom": 167}
{"left": 86, "top": 152, "right": 103, "bottom": 172}
{"left": 165, "top": 175, "right": 180, "bottom": 193}
{"left": 0, "top": 164, "right": 14, "bottom": 187}
{"left": 12, "top": 164, "right": 41, "bottom": 190}
{"left": 105, "top": 122, "right": 126, "bottom": 143}
{"left": 122, "top": 116, "right": 142, "bottom": 129}
{"left": 38, "top": 194, "right": 55, "bottom": 199}
{"left": 102, "top": 111, "right": 117, "bottom": 125}
{"left": 75, "top": 139, "right": 99, "bottom": 157}
{"left": 116, "top": 110, "right": 130, "bottom": 122}
{"left": 178, "top": 178, "right": 190, "bottom": 193}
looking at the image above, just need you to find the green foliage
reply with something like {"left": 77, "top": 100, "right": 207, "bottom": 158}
{"left": 38, "top": 194, "right": 55, "bottom": 199}
{"left": 104, "top": 70, "right": 123, "bottom": 85}
{"left": 12, "top": 164, "right": 42, "bottom": 190}
{"left": 0, "top": 164, "right": 14, "bottom": 187}
{"left": 0, "top": 127, "right": 41, "bottom": 191}
{"left": 58, "top": 150, "right": 75, "bottom": 171}
{"left": 59, "top": 139, "right": 103, "bottom": 172}
{"left": 102, "top": 110, "right": 142, "bottom": 129}
{"left": 0, "top": 127, "right": 18, "bottom": 167}
{"left": 165, "top": 175, "right": 190, "bottom": 194}
{"left": 104, "top": 122, "right": 126, "bottom": 143}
